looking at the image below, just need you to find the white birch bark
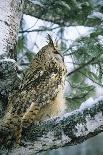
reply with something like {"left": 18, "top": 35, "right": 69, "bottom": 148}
{"left": 0, "top": 0, "right": 23, "bottom": 58}
{"left": 0, "top": 0, "right": 24, "bottom": 117}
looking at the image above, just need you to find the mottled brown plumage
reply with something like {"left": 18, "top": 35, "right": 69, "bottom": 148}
{"left": 0, "top": 35, "right": 67, "bottom": 145}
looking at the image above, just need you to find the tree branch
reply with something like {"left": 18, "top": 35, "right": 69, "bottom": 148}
{"left": 23, "top": 0, "right": 103, "bottom": 27}
{"left": 0, "top": 59, "right": 21, "bottom": 117}
{"left": 67, "top": 53, "right": 101, "bottom": 76}
{"left": 19, "top": 26, "right": 59, "bottom": 33}
{"left": 1, "top": 97, "right": 103, "bottom": 154}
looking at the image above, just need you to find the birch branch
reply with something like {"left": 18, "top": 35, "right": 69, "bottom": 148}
{"left": 6, "top": 97, "right": 103, "bottom": 154}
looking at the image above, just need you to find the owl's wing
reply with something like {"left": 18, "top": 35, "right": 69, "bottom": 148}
{"left": 21, "top": 67, "right": 43, "bottom": 89}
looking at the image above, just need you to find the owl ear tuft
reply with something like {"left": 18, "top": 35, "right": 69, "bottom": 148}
{"left": 47, "top": 34, "right": 54, "bottom": 47}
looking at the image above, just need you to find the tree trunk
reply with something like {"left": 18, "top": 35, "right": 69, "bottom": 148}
{"left": 0, "top": 0, "right": 23, "bottom": 59}
{"left": 0, "top": 0, "right": 24, "bottom": 117}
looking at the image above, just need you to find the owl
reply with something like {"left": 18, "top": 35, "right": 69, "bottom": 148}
{"left": 0, "top": 35, "right": 67, "bottom": 146}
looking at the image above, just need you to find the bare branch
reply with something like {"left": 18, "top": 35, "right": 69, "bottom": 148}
{"left": 79, "top": 71, "right": 103, "bottom": 87}
{"left": 67, "top": 53, "right": 101, "bottom": 76}
{"left": 19, "top": 26, "right": 59, "bottom": 33}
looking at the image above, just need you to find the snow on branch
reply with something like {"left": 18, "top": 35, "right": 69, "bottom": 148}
{"left": 8, "top": 97, "right": 103, "bottom": 154}
{"left": 0, "top": 58, "right": 21, "bottom": 93}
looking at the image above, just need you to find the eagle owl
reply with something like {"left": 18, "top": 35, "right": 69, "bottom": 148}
{"left": 0, "top": 35, "right": 67, "bottom": 145}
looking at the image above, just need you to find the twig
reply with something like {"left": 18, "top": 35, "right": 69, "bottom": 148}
{"left": 19, "top": 26, "right": 59, "bottom": 33}
{"left": 67, "top": 54, "right": 101, "bottom": 76}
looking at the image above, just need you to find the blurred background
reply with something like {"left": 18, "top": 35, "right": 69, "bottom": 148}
{"left": 16, "top": 0, "right": 103, "bottom": 154}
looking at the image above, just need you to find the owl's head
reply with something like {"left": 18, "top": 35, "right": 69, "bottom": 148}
{"left": 44, "top": 34, "right": 66, "bottom": 74}
{"left": 46, "top": 34, "right": 64, "bottom": 62}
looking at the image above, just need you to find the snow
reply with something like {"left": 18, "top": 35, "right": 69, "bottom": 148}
{"left": 63, "top": 26, "right": 94, "bottom": 44}
{"left": 98, "top": 35, "right": 103, "bottom": 45}
{"left": 0, "top": 51, "right": 6, "bottom": 56}
{"left": 80, "top": 97, "right": 95, "bottom": 110}
{"left": 74, "top": 96, "right": 103, "bottom": 137}
{"left": 74, "top": 123, "right": 88, "bottom": 137}
{"left": 61, "top": 131, "right": 71, "bottom": 143}
{"left": 86, "top": 112, "right": 103, "bottom": 132}
{"left": 61, "top": 1, "right": 71, "bottom": 10}
{"left": 94, "top": 96, "right": 103, "bottom": 104}
{"left": 92, "top": 0, "right": 103, "bottom": 7}
{"left": 58, "top": 96, "right": 103, "bottom": 124}
{"left": 80, "top": 96, "right": 103, "bottom": 110}
{"left": 74, "top": 112, "right": 103, "bottom": 137}
{"left": 64, "top": 56, "right": 74, "bottom": 72}
{"left": 0, "top": 58, "right": 23, "bottom": 78}
{"left": 0, "top": 58, "right": 16, "bottom": 63}
{"left": 88, "top": 11, "right": 103, "bottom": 20}
{"left": 23, "top": 15, "right": 94, "bottom": 53}
{"left": 0, "top": 58, "right": 22, "bottom": 69}
{"left": 56, "top": 109, "right": 79, "bottom": 123}
{"left": 30, "top": 0, "right": 44, "bottom": 7}
{"left": 16, "top": 64, "right": 23, "bottom": 72}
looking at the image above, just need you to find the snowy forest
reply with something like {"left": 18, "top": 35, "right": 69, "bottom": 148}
{"left": 0, "top": 0, "right": 103, "bottom": 155}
